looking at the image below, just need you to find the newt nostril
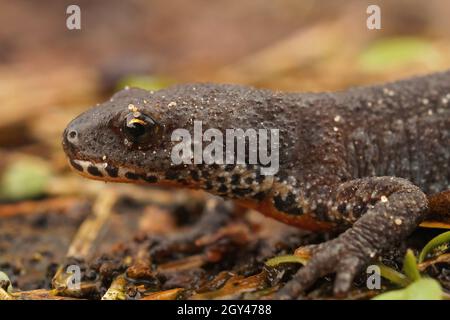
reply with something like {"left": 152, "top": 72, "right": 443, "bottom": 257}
{"left": 67, "top": 129, "right": 79, "bottom": 145}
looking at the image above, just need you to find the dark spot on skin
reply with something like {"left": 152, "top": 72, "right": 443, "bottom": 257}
{"left": 201, "top": 170, "right": 210, "bottom": 178}
{"left": 231, "top": 174, "right": 240, "bottom": 185}
{"left": 233, "top": 188, "right": 252, "bottom": 196}
{"left": 165, "top": 169, "right": 179, "bottom": 180}
{"left": 70, "top": 160, "right": 83, "bottom": 172}
{"left": 352, "top": 203, "right": 366, "bottom": 218}
{"left": 143, "top": 175, "right": 158, "bottom": 183}
{"left": 125, "top": 172, "right": 139, "bottom": 180}
{"left": 87, "top": 166, "right": 102, "bottom": 177}
{"left": 314, "top": 203, "right": 329, "bottom": 221}
{"left": 245, "top": 177, "right": 253, "bottom": 184}
{"left": 255, "top": 171, "right": 265, "bottom": 183}
{"left": 191, "top": 170, "right": 200, "bottom": 181}
{"left": 273, "top": 194, "right": 290, "bottom": 210}
{"left": 273, "top": 193, "right": 303, "bottom": 215}
{"left": 276, "top": 171, "right": 288, "bottom": 181}
{"left": 218, "top": 176, "right": 226, "bottom": 183}
{"left": 105, "top": 165, "right": 119, "bottom": 178}
{"left": 337, "top": 203, "right": 347, "bottom": 214}
{"left": 205, "top": 181, "right": 214, "bottom": 190}
{"left": 218, "top": 184, "right": 228, "bottom": 193}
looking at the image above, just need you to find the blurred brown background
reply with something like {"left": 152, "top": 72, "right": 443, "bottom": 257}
{"left": 0, "top": 0, "right": 449, "bottom": 293}
{"left": 1, "top": 0, "right": 450, "bottom": 159}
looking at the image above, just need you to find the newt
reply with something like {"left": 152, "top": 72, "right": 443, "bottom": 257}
{"left": 62, "top": 70, "right": 450, "bottom": 298}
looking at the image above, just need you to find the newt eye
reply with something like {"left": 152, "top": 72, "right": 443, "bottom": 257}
{"left": 123, "top": 112, "right": 160, "bottom": 145}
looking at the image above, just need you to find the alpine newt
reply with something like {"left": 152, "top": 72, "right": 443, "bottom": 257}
{"left": 62, "top": 70, "right": 450, "bottom": 298}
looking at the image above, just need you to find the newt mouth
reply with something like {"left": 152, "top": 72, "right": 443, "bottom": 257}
{"left": 68, "top": 159, "right": 161, "bottom": 184}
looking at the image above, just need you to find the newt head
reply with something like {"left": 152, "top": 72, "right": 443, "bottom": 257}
{"left": 63, "top": 87, "right": 170, "bottom": 185}
{"left": 62, "top": 84, "right": 278, "bottom": 200}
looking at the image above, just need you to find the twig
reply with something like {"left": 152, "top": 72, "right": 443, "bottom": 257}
{"left": 66, "top": 190, "right": 117, "bottom": 259}
{"left": 0, "top": 197, "right": 82, "bottom": 218}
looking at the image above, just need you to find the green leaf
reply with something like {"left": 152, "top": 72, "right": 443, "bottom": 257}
{"left": 377, "top": 263, "right": 410, "bottom": 287}
{"left": 0, "top": 157, "right": 51, "bottom": 201}
{"left": 403, "top": 249, "right": 421, "bottom": 281}
{"left": 358, "top": 37, "right": 439, "bottom": 72}
{"left": 265, "top": 254, "right": 308, "bottom": 267}
{"left": 419, "top": 231, "right": 450, "bottom": 263}
{"left": 373, "top": 278, "right": 442, "bottom": 300}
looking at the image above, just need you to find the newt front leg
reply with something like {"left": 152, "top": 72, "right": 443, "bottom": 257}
{"left": 275, "top": 177, "right": 428, "bottom": 298}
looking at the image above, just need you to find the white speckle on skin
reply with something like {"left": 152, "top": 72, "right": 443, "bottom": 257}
{"left": 383, "top": 88, "right": 395, "bottom": 96}
{"left": 168, "top": 101, "right": 177, "bottom": 107}
{"left": 334, "top": 115, "right": 341, "bottom": 122}
{"left": 422, "top": 98, "right": 429, "bottom": 105}
{"left": 380, "top": 196, "right": 388, "bottom": 203}
{"left": 394, "top": 218, "right": 402, "bottom": 225}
